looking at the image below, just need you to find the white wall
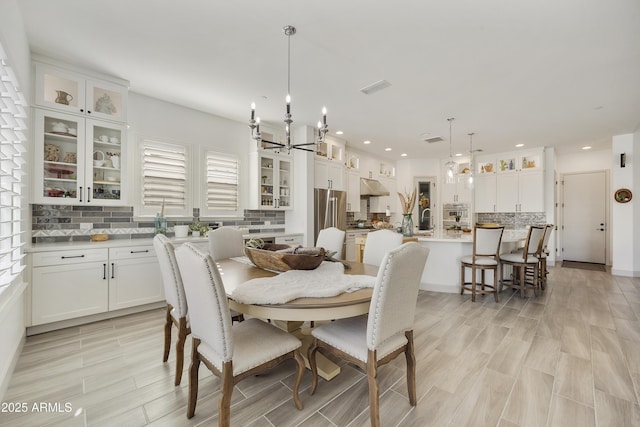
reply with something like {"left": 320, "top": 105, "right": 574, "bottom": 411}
{"left": 0, "top": 0, "right": 30, "bottom": 400}
{"left": 611, "top": 134, "right": 637, "bottom": 276}
{"left": 127, "top": 92, "right": 250, "bottom": 217}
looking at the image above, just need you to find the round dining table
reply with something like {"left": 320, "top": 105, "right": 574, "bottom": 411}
{"left": 214, "top": 257, "right": 379, "bottom": 381}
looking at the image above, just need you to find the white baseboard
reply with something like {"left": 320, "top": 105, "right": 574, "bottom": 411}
{"left": 26, "top": 301, "right": 165, "bottom": 336}
{"left": 611, "top": 269, "right": 640, "bottom": 277}
{"left": 419, "top": 282, "right": 458, "bottom": 293}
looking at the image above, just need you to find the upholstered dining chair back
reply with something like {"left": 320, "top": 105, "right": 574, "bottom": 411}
{"left": 153, "top": 234, "right": 187, "bottom": 318}
{"left": 362, "top": 229, "right": 403, "bottom": 266}
{"left": 523, "top": 225, "right": 546, "bottom": 257}
{"left": 541, "top": 224, "right": 554, "bottom": 253}
{"left": 473, "top": 225, "right": 505, "bottom": 259}
{"left": 316, "top": 227, "right": 346, "bottom": 259}
{"left": 175, "top": 243, "right": 234, "bottom": 362}
{"left": 208, "top": 226, "right": 245, "bottom": 260}
{"left": 366, "top": 242, "right": 429, "bottom": 350}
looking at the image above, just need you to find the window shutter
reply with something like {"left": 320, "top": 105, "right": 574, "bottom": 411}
{"left": 141, "top": 140, "right": 188, "bottom": 214}
{"left": 205, "top": 151, "right": 238, "bottom": 211}
{"left": 0, "top": 52, "right": 27, "bottom": 288}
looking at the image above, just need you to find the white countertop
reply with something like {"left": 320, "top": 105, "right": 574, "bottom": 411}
{"left": 415, "top": 229, "right": 527, "bottom": 243}
{"left": 25, "top": 232, "right": 304, "bottom": 252}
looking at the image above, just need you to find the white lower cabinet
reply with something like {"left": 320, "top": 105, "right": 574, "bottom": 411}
{"left": 108, "top": 245, "right": 164, "bottom": 311}
{"left": 32, "top": 248, "right": 109, "bottom": 325}
{"left": 31, "top": 244, "right": 164, "bottom": 326}
{"left": 345, "top": 230, "right": 369, "bottom": 261}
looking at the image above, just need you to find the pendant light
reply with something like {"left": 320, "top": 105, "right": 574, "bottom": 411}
{"left": 445, "top": 117, "right": 456, "bottom": 184}
{"left": 467, "top": 132, "right": 475, "bottom": 190}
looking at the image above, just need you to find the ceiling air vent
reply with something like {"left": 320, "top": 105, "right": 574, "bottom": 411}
{"left": 360, "top": 80, "right": 392, "bottom": 95}
{"left": 423, "top": 136, "right": 444, "bottom": 143}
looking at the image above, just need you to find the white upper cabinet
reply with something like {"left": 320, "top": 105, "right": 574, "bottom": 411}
{"left": 35, "top": 62, "right": 128, "bottom": 123}
{"left": 316, "top": 136, "right": 345, "bottom": 162}
{"left": 314, "top": 158, "right": 345, "bottom": 190}
{"left": 33, "top": 110, "right": 127, "bottom": 206}
{"left": 346, "top": 170, "right": 361, "bottom": 212}
{"left": 475, "top": 148, "right": 544, "bottom": 213}
{"left": 249, "top": 152, "right": 293, "bottom": 210}
{"left": 441, "top": 159, "right": 472, "bottom": 204}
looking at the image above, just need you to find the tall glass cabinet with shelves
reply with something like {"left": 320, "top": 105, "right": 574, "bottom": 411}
{"left": 32, "top": 60, "right": 128, "bottom": 206}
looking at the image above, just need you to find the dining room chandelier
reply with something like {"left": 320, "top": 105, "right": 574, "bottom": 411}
{"left": 248, "top": 25, "right": 328, "bottom": 153}
{"left": 445, "top": 117, "right": 456, "bottom": 184}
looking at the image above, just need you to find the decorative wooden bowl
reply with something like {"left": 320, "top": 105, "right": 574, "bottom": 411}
{"left": 91, "top": 234, "right": 109, "bottom": 242}
{"left": 244, "top": 244, "right": 325, "bottom": 272}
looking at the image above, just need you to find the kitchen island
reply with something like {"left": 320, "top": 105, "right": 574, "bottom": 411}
{"left": 415, "top": 229, "right": 526, "bottom": 293}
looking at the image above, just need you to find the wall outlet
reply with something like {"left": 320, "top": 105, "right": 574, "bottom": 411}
{"left": 264, "top": 220, "right": 271, "bottom": 226}
{"left": 80, "top": 223, "right": 93, "bottom": 230}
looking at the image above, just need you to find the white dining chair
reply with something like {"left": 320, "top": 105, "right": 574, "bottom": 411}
{"left": 208, "top": 226, "right": 245, "bottom": 259}
{"left": 362, "top": 229, "right": 403, "bottom": 266}
{"left": 316, "top": 227, "right": 346, "bottom": 259}
{"left": 308, "top": 242, "right": 429, "bottom": 427}
{"left": 174, "top": 243, "right": 305, "bottom": 426}
{"left": 460, "top": 225, "right": 504, "bottom": 302}
{"left": 153, "top": 234, "right": 190, "bottom": 386}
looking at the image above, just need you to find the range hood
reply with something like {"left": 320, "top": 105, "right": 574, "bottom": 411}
{"left": 360, "top": 178, "right": 390, "bottom": 196}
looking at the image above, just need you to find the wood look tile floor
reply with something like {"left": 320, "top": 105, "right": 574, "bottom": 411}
{"left": 3, "top": 266, "right": 640, "bottom": 426}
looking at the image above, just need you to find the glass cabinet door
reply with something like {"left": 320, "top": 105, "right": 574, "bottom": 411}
{"left": 86, "top": 80, "right": 128, "bottom": 122}
{"left": 35, "top": 64, "right": 86, "bottom": 115}
{"left": 86, "top": 120, "right": 125, "bottom": 205}
{"left": 259, "top": 155, "right": 275, "bottom": 208}
{"left": 36, "top": 110, "right": 86, "bottom": 204}
{"left": 278, "top": 158, "right": 292, "bottom": 208}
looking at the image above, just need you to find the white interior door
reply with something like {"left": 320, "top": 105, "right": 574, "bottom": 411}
{"left": 562, "top": 171, "right": 606, "bottom": 263}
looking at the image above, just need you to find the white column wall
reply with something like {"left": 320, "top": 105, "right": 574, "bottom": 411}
{"left": 611, "top": 134, "right": 637, "bottom": 276}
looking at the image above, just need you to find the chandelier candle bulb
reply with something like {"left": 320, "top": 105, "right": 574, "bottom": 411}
{"left": 256, "top": 117, "right": 260, "bottom": 133}
{"left": 250, "top": 102, "right": 255, "bottom": 120}
{"left": 286, "top": 94, "right": 291, "bottom": 114}
{"left": 323, "top": 107, "right": 327, "bottom": 125}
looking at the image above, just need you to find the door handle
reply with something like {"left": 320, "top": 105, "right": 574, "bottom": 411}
{"left": 103, "top": 263, "right": 107, "bottom": 280}
{"left": 79, "top": 186, "right": 83, "bottom": 202}
{"left": 111, "top": 262, "right": 115, "bottom": 279}
{"left": 87, "top": 187, "right": 91, "bottom": 203}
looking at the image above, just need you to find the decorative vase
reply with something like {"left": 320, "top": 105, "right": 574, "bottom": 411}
{"left": 192, "top": 231, "right": 200, "bottom": 237}
{"left": 110, "top": 155, "right": 120, "bottom": 169}
{"left": 154, "top": 214, "right": 167, "bottom": 235}
{"left": 401, "top": 214, "right": 413, "bottom": 237}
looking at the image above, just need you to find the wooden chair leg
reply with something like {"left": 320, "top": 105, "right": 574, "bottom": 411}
{"left": 492, "top": 267, "right": 499, "bottom": 303}
{"left": 471, "top": 266, "right": 476, "bottom": 302}
{"left": 481, "top": 269, "right": 486, "bottom": 291}
{"left": 219, "top": 362, "right": 234, "bottom": 427}
{"left": 187, "top": 338, "right": 201, "bottom": 419}
{"left": 460, "top": 263, "right": 465, "bottom": 295}
{"left": 367, "top": 350, "right": 380, "bottom": 427}
{"left": 174, "top": 317, "right": 188, "bottom": 385}
{"left": 292, "top": 350, "right": 305, "bottom": 410}
{"left": 405, "top": 331, "right": 417, "bottom": 406}
{"left": 519, "top": 265, "right": 525, "bottom": 298}
{"left": 163, "top": 305, "right": 172, "bottom": 362}
{"left": 308, "top": 338, "right": 319, "bottom": 395}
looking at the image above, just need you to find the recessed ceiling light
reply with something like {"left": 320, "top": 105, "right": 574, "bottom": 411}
{"left": 336, "top": 130, "right": 343, "bottom": 135}
{"left": 385, "top": 148, "right": 392, "bottom": 151}
{"left": 401, "top": 153, "right": 407, "bottom": 157}
{"left": 582, "top": 146, "right": 592, "bottom": 150}
{"left": 363, "top": 140, "right": 371, "bottom": 145}
{"left": 515, "top": 143, "right": 525, "bottom": 148}
{"left": 455, "top": 153, "right": 462, "bottom": 157}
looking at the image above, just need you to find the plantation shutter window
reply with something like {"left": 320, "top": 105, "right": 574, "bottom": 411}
{"left": 140, "top": 140, "right": 190, "bottom": 216}
{"left": 205, "top": 151, "right": 238, "bottom": 212}
{"left": 0, "top": 51, "right": 28, "bottom": 289}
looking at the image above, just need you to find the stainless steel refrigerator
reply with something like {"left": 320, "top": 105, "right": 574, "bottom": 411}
{"left": 314, "top": 188, "right": 347, "bottom": 245}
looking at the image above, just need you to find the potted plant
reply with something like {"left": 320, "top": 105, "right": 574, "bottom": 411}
{"left": 189, "top": 222, "right": 210, "bottom": 237}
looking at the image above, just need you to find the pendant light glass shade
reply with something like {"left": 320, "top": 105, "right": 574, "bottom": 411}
{"left": 445, "top": 118, "right": 456, "bottom": 184}
{"left": 467, "top": 132, "right": 475, "bottom": 190}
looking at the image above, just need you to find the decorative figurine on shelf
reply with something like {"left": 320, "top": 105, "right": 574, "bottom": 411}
{"left": 94, "top": 93, "right": 117, "bottom": 114}
{"left": 63, "top": 152, "right": 77, "bottom": 164}
{"left": 44, "top": 143, "right": 60, "bottom": 162}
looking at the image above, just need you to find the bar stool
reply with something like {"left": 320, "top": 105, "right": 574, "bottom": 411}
{"left": 460, "top": 225, "right": 505, "bottom": 302}
{"left": 533, "top": 224, "right": 554, "bottom": 290}
{"left": 500, "top": 225, "right": 545, "bottom": 297}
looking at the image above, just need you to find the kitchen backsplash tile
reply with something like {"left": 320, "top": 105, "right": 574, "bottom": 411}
{"left": 31, "top": 205, "right": 285, "bottom": 243}
{"left": 476, "top": 212, "right": 547, "bottom": 229}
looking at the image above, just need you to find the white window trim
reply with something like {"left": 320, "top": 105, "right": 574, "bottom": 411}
{"left": 199, "top": 147, "right": 242, "bottom": 218}
{"left": 134, "top": 136, "right": 193, "bottom": 218}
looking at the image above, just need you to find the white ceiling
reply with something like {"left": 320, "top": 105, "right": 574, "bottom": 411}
{"left": 18, "top": 0, "right": 640, "bottom": 160}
